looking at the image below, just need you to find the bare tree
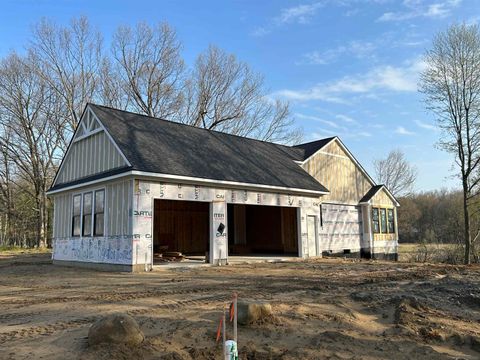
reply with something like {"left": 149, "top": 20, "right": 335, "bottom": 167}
{"left": 29, "top": 16, "right": 103, "bottom": 131}
{"left": 0, "top": 53, "right": 66, "bottom": 247}
{"left": 111, "top": 22, "right": 185, "bottom": 118}
{"left": 183, "top": 45, "right": 302, "bottom": 143}
{"left": 98, "top": 58, "right": 131, "bottom": 110}
{"left": 420, "top": 23, "right": 480, "bottom": 265}
{"left": 0, "top": 124, "right": 14, "bottom": 245}
{"left": 374, "top": 149, "right": 417, "bottom": 196}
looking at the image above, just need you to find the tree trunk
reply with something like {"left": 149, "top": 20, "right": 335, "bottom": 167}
{"left": 463, "top": 179, "right": 471, "bottom": 265}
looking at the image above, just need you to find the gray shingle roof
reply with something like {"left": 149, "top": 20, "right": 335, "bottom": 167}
{"left": 359, "top": 185, "right": 385, "bottom": 203}
{"left": 293, "top": 137, "right": 336, "bottom": 160}
{"left": 88, "top": 104, "right": 328, "bottom": 194}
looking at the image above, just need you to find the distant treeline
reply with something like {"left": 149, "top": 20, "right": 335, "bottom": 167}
{"left": 398, "top": 189, "right": 479, "bottom": 248}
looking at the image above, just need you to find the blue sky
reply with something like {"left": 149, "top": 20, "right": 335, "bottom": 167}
{"left": 1, "top": 0, "right": 478, "bottom": 191}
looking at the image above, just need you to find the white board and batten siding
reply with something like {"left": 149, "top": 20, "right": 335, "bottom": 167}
{"left": 52, "top": 178, "right": 134, "bottom": 264}
{"left": 53, "top": 179, "right": 133, "bottom": 239}
{"left": 54, "top": 108, "right": 128, "bottom": 185}
{"left": 52, "top": 107, "right": 135, "bottom": 265}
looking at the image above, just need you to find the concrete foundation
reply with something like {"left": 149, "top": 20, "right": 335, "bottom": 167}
{"left": 53, "top": 260, "right": 149, "bottom": 272}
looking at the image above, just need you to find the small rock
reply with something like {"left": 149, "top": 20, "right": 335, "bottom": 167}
{"left": 88, "top": 313, "right": 144, "bottom": 346}
{"left": 237, "top": 301, "right": 272, "bottom": 325}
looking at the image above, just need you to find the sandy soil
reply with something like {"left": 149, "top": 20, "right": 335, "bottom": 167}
{"left": 0, "top": 253, "right": 479, "bottom": 359}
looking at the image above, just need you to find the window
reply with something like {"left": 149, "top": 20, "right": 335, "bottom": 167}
{"left": 72, "top": 195, "right": 82, "bottom": 236}
{"left": 82, "top": 192, "right": 93, "bottom": 236}
{"left": 94, "top": 190, "right": 105, "bottom": 236}
{"left": 380, "top": 208, "right": 387, "bottom": 233}
{"left": 372, "top": 208, "right": 380, "bottom": 233}
{"left": 387, "top": 209, "right": 395, "bottom": 233}
{"left": 72, "top": 188, "right": 105, "bottom": 238}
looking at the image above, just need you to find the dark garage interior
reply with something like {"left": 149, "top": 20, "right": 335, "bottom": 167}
{"left": 228, "top": 204, "right": 298, "bottom": 255}
{"left": 153, "top": 199, "right": 209, "bottom": 256}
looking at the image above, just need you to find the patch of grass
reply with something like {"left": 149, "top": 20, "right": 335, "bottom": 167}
{"left": 0, "top": 245, "right": 51, "bottom": 254}
{"left": 398, "top": 242, "right": 463, "bottom": 263}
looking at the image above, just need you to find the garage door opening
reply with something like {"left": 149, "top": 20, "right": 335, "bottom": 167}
{"left": 227, "top": 204, "right": 298, "bottom": 256}
{"left": 153, "top": 199, "right": 209, "bottom": 260}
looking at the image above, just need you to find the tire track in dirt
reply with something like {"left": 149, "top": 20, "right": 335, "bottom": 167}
{"left": 2, "top": 285, "right": 224, "bottom": 308}
{"left": 0, "top": 293, "right": 231, "bottom": 345}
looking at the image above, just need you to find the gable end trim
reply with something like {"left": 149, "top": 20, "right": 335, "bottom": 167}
{"left": 50, "top": 106, "right": 132, "bottom": 189}
{"left": 301, "top": 137, "right": 376, "bottom": 187}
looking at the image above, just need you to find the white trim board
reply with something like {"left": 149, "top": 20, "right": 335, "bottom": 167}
{"left": 47, "top": 170, "right": 328, "bottom": 197}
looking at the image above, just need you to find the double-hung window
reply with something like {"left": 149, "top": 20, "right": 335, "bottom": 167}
{"left": 82, "top": 192, "right": 93, "bottom": 236}
{"left": 372, "top": 208, "right": 380, "bottom": 233}
{"left": 94, "top": 190, "right": 105, "bottom": 236}
{"left": 380, "top": 208, "right": 387, "bottom": 233}
{"left": 387, "top": 209, "right": 395, "bottom": 233}
{"left": 71, "top": 189, "right": 105, "bottom": 237}
{"left": 72, "top": 195, "right": 82, "bottom": 237}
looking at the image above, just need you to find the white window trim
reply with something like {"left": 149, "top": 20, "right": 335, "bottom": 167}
{"left": 71, "top": 187, "right": 106, "bottom": 238}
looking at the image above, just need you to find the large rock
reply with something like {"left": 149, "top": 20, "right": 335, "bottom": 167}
{"left": 88, "top": 313, "right": 144, "bottom": 346}
{"left": 237, "top": 301, "right": 272, "bottom": 325}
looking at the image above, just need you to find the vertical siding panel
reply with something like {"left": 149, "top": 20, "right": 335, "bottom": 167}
{"left": 108, "top": 183, "right": 114, "bottom": 236}
{"left": 75, "top": 144, "right": 80, "bottom": 181}
{"left": 115, "top": 183, "right": 122, "bottom": 235}
{"left": 99, "top": 133, "right": 105, "bottom": 173}
{"left": 55, "top": 126, "right": 129, "bottom": 185}
{"left": 127, "top": 180, "right": 132, "bottom": 235}
{"left": 95, "top": 134, "right": 100, "bottom": 174}
{"left": 302, "top": 140, "right": 375, "bottom": 204}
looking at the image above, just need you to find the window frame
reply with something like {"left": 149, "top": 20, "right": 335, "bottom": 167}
{"left": 72, "top": 194, "right": 82, "bottom": 237}
{"left": 372, "top": 207, "right": 380, "bottom": 234}
{"left": 387, "top": 208, "right": 395, "bottom": 234}
{"left": 82, "top": 192, "right": 93, "bottom": 237}
{"left": 380, "top": 208, "right": 387, "bottom": 233}
{"left": 93, "top": 189, "right": 105, "bottom": 236}
{"left": 71, "top": 187, "right": 106, "bottom": 238}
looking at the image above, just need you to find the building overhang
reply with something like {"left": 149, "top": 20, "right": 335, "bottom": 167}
{"left": 47, "top": 169, "right": 329, "bottom": 198}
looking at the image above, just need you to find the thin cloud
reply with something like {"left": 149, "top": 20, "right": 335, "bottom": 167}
{"left": 395, "top": 126, "right": 416, "bottom": 135}
{"left": 252, "top": 0, "right": 388, "bottom": 37}
{"left": 276, "top": 2, "right": 324, "bottom": 24}
{"left": 378, "top": 0, "right": 462, "bottom": 22}
{"left": 299, "top": 40, "right": 377, "bottom": 65}
{"left": 295, "top": 113, "right": 345, "bottom": 129}
{"left": 251, "top": 1, "right": 324, "bottom": 36}
{"left": 336, "top": 114, "right": 357, "bottom": 123}
{"left": 308, "top": 128, "right": 371, "bottom": 141}
{"left": 273, "top": 58, "right": 425, "bottom": 103}
{"left": 415, "top": 119, "right": 439, "bottom": 131}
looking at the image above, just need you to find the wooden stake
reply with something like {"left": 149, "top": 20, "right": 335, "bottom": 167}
{"left": 233, "top": 292, "right": 238, "bottom": 343}
{"left": 222, "top": 306, "right": 226, "bottom": 358}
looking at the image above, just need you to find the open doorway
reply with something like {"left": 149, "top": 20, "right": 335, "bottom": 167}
{"left": 227, "top": 204, "right": 298, "bottom": 256}
{"left": 153, "top": 199, "right": 209, "bottom": 261}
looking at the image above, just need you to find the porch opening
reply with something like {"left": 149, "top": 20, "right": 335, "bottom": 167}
{"left": 227, "top": 204, "right": 298, "bottom": 256}
{"left": 153, "top": 199, "right": 209, "bottom": 260}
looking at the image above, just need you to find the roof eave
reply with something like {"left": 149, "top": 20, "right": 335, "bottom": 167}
{"left": 47, "top": 169, "right": 329, "bottom": 197}
{"left": 131, "top": 170, "right": 329, "bottom": 197}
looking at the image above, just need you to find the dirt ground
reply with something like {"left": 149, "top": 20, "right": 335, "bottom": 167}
{"left": 1, "top": 253, "right": 480, "bottom": 359}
